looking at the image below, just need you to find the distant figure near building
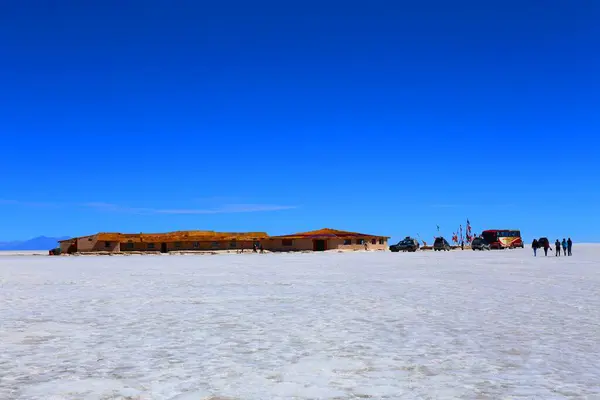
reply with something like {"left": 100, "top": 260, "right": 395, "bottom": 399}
{"left": 555, "top": 239, "right": 561, "bottom": 256}
{"left": 567, "top": 238, "right": 573, "bottom": 256}
{"left": 562, "top": 238, "right": 568, "bottom": 256}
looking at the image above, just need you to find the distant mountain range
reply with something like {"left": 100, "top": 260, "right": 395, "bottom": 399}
{"left": 0, "top": 236, "right": 69, "bottom": 251}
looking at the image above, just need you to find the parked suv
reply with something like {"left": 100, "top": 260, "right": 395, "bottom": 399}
{"left": 471, "top": 237, "right": 490, "bottom": 251}
{"left": 389, "top": 237, "right": 420, "bottom": 252}
{"left": 433, "top": 237, "right": 451, "bottom": 251}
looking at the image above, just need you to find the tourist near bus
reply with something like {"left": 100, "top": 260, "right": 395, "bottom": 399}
{"left": 543, "top": 239, "right": 551, "bottom": 256}
{"left": 532, "top": 237, "right": 573, "bottom": 257}
{"left": 533, "top": 238, "right": 552, "bottom": 256}
{"left": 531, "top": 238, "right": 551, "bottom": 256}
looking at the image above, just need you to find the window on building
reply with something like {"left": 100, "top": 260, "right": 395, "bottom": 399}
{"left": 104, "top": 241, "right": 111, "bottom": 248}
{"left": 357, "top": 239, "right": 364, "bottom": 245}
{"left": 193, "top": 242, "right": 199, "bottom": 248}
{"left": 175, "top": 242, "right": 181, "bottom": 248}
{"left": 371, "top": 238, "right": 377, "bottom": 245}
{"left": 344, "top": 239, "right": 352, "bottom": 245}
{"left": 282, "top": 239, "right": 293, "bottom": 246}
{"left": 211, "top": 241, "right": 220, "bottom": 248}
{"left": 379, "top": 239, "right": 385, "bottom": 245}
{"left": 230, "top": 240, "right": 237, "bottom": 248}
{"left": 148, "top": 243, "right": 155, "bottom": 249}
{"left": 126, "top": 241, "right": 134, "bottom": 249}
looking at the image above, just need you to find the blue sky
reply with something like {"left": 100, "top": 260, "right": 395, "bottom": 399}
{"left": 1, "top": 1, "right": 598, "bottom": 243}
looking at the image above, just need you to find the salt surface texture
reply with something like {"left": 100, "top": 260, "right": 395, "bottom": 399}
{"left": 1, "top": 246, "right": 599, "bottom": 399}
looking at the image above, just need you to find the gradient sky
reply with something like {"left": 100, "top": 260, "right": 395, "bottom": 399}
{"left": 1, "top": 1, "right": 598, "bottom": 243}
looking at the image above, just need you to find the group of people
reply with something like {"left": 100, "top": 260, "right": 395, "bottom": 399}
{"left": 531, "top": 238, "right": 573, "bottom": 257}
{"left": 236, "top": 243, "right": 265, "bottom": 254}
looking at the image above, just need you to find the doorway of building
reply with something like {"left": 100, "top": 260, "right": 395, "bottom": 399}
{"left": 161, "top": 243, "right": 168, "bottom": 253}
{"left": 313, "top": 240, "right": 327, "bottom": 251}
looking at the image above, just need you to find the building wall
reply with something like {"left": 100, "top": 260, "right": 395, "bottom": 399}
{"left": 119, "top": 240, "right": 257, "bottom": 252}
{"left": 92, "top": 241, "right": 120, "bottom": 252}
{"left": 120, "top": 241, "right": 157, "bottom": 252}
{"left": 59, "top": 241, "right": 75, "bottom": 253}
{"left": 264, "top": 238, "right": 389, "bottom": 252}
{"left": 76, "top": 236, "right": 120, "bottom": 252}
{"left": 336, "top": 238, "right": 388, "bottom": 251}
{"left": 76, "top": 235, "right": 97, "bottom": 252}
{"left": 337, "top": 242, "right": 388, "bottom": 251}
{"left": 169, "top": 240, "right": 257, "bottom": 251}
{"left": 264, "top": 238, "right": 315, "bottom": 252}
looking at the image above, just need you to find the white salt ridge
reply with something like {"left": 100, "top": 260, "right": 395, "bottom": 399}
{"left": 1, "top": 246, "right": 600, "bottom": 399}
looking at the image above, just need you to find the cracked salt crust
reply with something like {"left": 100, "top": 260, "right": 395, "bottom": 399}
{"left": 1, "top": 246, "right": 599, "bottom": 399}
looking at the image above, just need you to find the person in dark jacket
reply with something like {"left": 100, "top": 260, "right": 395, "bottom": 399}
{"left": 555, "top": 239, "right": 561, "bottom": 256}
{"left": 543, "top": 240, "right": 551, "bottom": 256}
{"left": 532, "top": 239, "right": 539, "bottom": 257}
{"left": 562, "top": 238, "right": 567, "bottom": 255}
{"left": 567, "top": 238, "right": 573, "bottom": 256}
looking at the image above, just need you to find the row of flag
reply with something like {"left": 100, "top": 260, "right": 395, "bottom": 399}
{"left": 434, "top": 219, "right": 474, "bottom": 244}
{"left": 448, "top": 219, "right": 472, "bottom": 244}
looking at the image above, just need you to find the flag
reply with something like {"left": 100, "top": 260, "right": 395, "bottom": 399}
{"left": 466, "top": 218, "right": 472, "bottom": 242}
{"left": 436, "top": 225, "right": 440, "bottom": 232}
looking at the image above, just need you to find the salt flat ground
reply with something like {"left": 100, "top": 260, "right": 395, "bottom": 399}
{"left": 1, "top": 246, "right": 600, "bottom": 400}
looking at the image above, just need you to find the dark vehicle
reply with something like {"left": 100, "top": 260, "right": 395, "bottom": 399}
{"left": 471, "top": 237, "right": 490, "bottom": 251}
{"left": 433, "top": 237, "right": 451, "bottom": 251}
{"left": 538, "top": 237, "right": 550, "bottom": 248}
{"left": 389, "top": 237, "right": 420, "bottom": 252}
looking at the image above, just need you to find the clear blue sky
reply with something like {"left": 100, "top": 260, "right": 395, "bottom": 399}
{"left": 1, "top": 1, "right": 598, "bottom": 243}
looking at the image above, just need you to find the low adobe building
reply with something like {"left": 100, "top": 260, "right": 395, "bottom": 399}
{"left": 263, "top": 228, "right": 390, "bottom": 252}
{"left": 57, "top": 228, "right": 390, "bottom": 254}
{"left": 58, "top": 231, "right": 269, "bottom": 254}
